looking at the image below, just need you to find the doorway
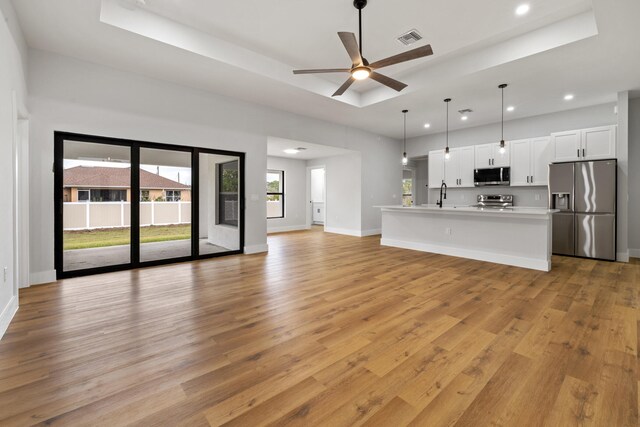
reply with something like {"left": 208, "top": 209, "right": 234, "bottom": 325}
{"left": 308, "top": 166, "right": 326, "bottom": 228}
{"left": 54, "top": 132, "right": 245, "bottom": 279}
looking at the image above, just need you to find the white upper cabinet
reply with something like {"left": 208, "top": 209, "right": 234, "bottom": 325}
{"left": 475, "top": 142, "right": 509, "bottom": 168}
{"left": 428, "top": 149, "right": 445, "bottom": 188}
{"left": 475, "top": 144, "right": 493, "bottom": 168}
{"left": 510, "top": 137, "right": 551, "bottom": 187}
{"left": 444, "top": 146, "right": 475, "bottom": 187}
{"left": 582, "top": 126, "right": 616, "bottom": 160}
{"left": 458, "top": 146, "right": 476, "bottom": 187}
{"left": 510, "top": 139, "right": 531, "bottom": 186}
{"left": 531, "top": 137, "right": 552, "bottom": 186}
{"left": 551, "top": 125, "right": 616, "bottom": 162}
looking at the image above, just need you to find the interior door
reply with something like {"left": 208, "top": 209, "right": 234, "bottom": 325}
{"left": 509, "top": 139, "right": 530, "bottom": 186}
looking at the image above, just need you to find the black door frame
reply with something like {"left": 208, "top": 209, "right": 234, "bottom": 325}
{"left": 54, "top": 131, "right": 246, "bottom": 279}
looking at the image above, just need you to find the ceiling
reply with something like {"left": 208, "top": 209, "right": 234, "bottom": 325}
{"left": 11, "top": 0, "right": 640, "bottom": 139}
{"left": 267, "top": 137, "right": 355, "bottom": 160}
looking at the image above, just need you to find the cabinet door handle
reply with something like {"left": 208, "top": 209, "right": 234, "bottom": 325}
{"left": 582, "top": 148, "right": 585, "bottom": 157}
{"left": 577, "top": 148, "right": 580, "bottom": 157}
{"left": 526, "top": 176, "right": 529, "bottom": 183}
{"left": 530, "top": 175, "right": 533, "bottom": 183}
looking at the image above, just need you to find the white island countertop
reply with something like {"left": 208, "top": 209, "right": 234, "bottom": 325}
{"left": 377, "top": 204, "right": 557, "bottom": 271}
{"left": 376, "top": 205, "right": 558, "bottom": 218}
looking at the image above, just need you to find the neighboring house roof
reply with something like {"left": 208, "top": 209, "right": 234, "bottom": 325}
{"left": 64, "top": 166, "right": 190, "bottom": 190}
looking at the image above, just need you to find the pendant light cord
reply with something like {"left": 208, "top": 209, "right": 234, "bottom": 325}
{"left": 501, "top": 86, "right": 504, "bottom": 142}
{"left": 403, "top": 112, "right": 406, "bottom": 152}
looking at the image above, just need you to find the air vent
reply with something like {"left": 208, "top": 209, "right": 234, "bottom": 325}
{"left": 458, "top": 109, "right": 473, "bottom": 114}
{"left": 295, "top": 147, "right": 307, "bottom": 151}
{"left": 397, "top": 29, "right": 423, "bottom": 46}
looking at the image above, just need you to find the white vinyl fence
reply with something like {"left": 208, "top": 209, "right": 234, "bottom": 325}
{"left": 64, "top": 201, "right": 191, "bottom": 230}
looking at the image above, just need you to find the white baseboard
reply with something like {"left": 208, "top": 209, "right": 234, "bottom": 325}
{"left": 0, "top": 296, "right": 18, "bottom": 341}
{"left": 381, "top": 238, "right": 551, "bottom": 272}
{"left": 244, "top": 244, "right": 268, "bottom": 254}
{"left": 324, "top": 227, "right": 362, "bottom": 237}
{"left": 267, "top": 225, "right": 310, "bottom": 233}
{"left": 361, "top": 228, "right": 382, "bottom": 237}
{"left": 324, "top": 227, "right": 382, "bottom": 237}
{"left": 628, "top": 248, "right": 640, "bottom": 258}
{"left": 30, "top": 270, "right": 57, "bottom": 286}
{"left": 617, "top": 251, "right": 630, "bottom": 262}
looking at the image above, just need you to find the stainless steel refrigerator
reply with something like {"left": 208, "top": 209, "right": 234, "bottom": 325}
{"left": 549, "top": 159, "right": 616, "bottom": 261}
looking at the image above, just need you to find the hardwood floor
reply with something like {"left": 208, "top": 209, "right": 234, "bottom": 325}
{"left": 0, "top": 228, "right": 638, "bottom": 426}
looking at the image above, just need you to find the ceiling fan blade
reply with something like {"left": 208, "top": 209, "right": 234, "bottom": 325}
{"left": 338, "top": 32, "right": 363, "bottom": 66}
{"left": 332, "top": 77, "right": 355, "bottom": 97}
{"left": 369, "top": 44, "right": 433, "bottom": 69}
{"left": 369, "top": 72, "right": 408, "bottom": 92}
{"left": 293, "top": 68, "right": 350, "bottom": 74}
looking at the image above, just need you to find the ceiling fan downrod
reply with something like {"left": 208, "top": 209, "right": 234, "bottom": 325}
{"left": 354, "top": 0, "right": 367, "bottom": 60}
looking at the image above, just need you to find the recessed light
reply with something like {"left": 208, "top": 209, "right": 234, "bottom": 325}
{"left": 283, "top": 149, "right": 300, "bottom": 154}
{"left": 506, "top": 106, "right": 515, "bottom": 112}
{"left": 424, "top": 123, "right": 431, "bottom": 128}
{"left": 515, "top": 4, "right": 530, "bottom": 16}
{"left": 461, "top": 116, "right": 468, "bottom": 121}
{"left": 564, "top": 94, "right": 574, "bottom": 101}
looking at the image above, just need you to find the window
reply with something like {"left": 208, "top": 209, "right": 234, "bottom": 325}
{"left": 402, "top": 169, "right": 413, "bottom": 206}
{"left": 267, "top": 170, "right": 284, "bottom": 219}
{"left": 218, "top": 161, "right": 239, "bottom": 226}
{"left": 90, "top": 189, "right": 127, "bottom": 202}
{"left": 140, "top": 190, "right": 150, "bottom": 201}
{"left": 165, "top": 190, "right": 181, "bottom": 202}
{"left": 77, "top": 190, "right": 89, "bottom": 202}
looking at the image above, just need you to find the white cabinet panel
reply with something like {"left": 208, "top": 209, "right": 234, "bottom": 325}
{"left": 443, "top": 146, "right": 475, "bottom": 187}
{"left": 475, "top": 144, "right": 493, "bottom": 168}
{"left": 552, "top": 131, "right": 581, "bottom": 162}
{"left": 493, "top": 142, "right": 510, "bottom": 167}
{"left": 582, "top": 126, "right": 616, "bottom": 160}
{"left": 531, "top": 137, "right": 551, "bottom": 186}
{"left": 444, "top": 151, "right": 457, "bottom": 187}
{"left": 428, "top": 150, "right": 445, "bottom": 188}
{"left": 458, "top": 146, "right": 476, "bottom": 187}
{"left": 510, "top": 139, "right": 531, "bottom": 187}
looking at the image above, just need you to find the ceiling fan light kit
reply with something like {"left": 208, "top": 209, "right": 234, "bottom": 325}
{"left": 292, "top": 0, "right": 433, "bottom": 97}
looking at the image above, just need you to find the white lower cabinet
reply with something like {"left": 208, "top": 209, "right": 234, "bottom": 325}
{"left": 510, "top": 137, "right": 551, "bottom": 186}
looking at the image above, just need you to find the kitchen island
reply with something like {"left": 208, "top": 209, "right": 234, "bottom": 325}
{"left": 378, "top": 205, "right": 558, "bottom": 271}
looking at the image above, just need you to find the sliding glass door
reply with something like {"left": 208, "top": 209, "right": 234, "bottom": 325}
{"left": 55, "top": 132, "right": 244, "bottom": 279}
{"left": 139, "top": 147, "right": 192, "bottom": 262}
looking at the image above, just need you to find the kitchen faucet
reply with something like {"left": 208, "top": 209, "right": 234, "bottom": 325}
{"left": 436, "top": 182, "right": 447, "bottom": 208}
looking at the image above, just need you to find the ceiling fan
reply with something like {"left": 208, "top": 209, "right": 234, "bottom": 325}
{"left": 293, "top": 0, "right": 434, "bottom": 97}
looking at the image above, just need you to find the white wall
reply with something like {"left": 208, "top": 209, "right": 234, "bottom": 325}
{"left": 308, "top": 153, "right": 363, "bottom": 235}
{"left": 629, "top": 97, "right": 640, "bottom": 256}
{"left": 266, "top": 156, "right": 307, "bottom": 233}
{"left": 0, "top": 0, "right": 28, "bottom": 338}
{"left": 27, "top": 49, "right": 401, "bottom": 281}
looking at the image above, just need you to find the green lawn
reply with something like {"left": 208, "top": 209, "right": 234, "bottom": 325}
{"left": 64, "top": 224, "right": 191, "bottom": 250}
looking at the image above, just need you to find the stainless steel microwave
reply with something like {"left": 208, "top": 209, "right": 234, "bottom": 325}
{"left": 474, "top": 167, "right": 510, "bottom": 186}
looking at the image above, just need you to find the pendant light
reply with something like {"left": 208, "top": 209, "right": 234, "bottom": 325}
{"left": 402, "top": 109, "right": 409, "bottom": 165}
{"left": 498, "top": 83, "right": 507, "bottom": 154}
{"left": 444, "top": 98, "right": 451, "bottom": 159}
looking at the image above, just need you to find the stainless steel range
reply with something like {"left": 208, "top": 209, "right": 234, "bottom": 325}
{"left": 474, "top": 194, "right": 514, "bottom": 209}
